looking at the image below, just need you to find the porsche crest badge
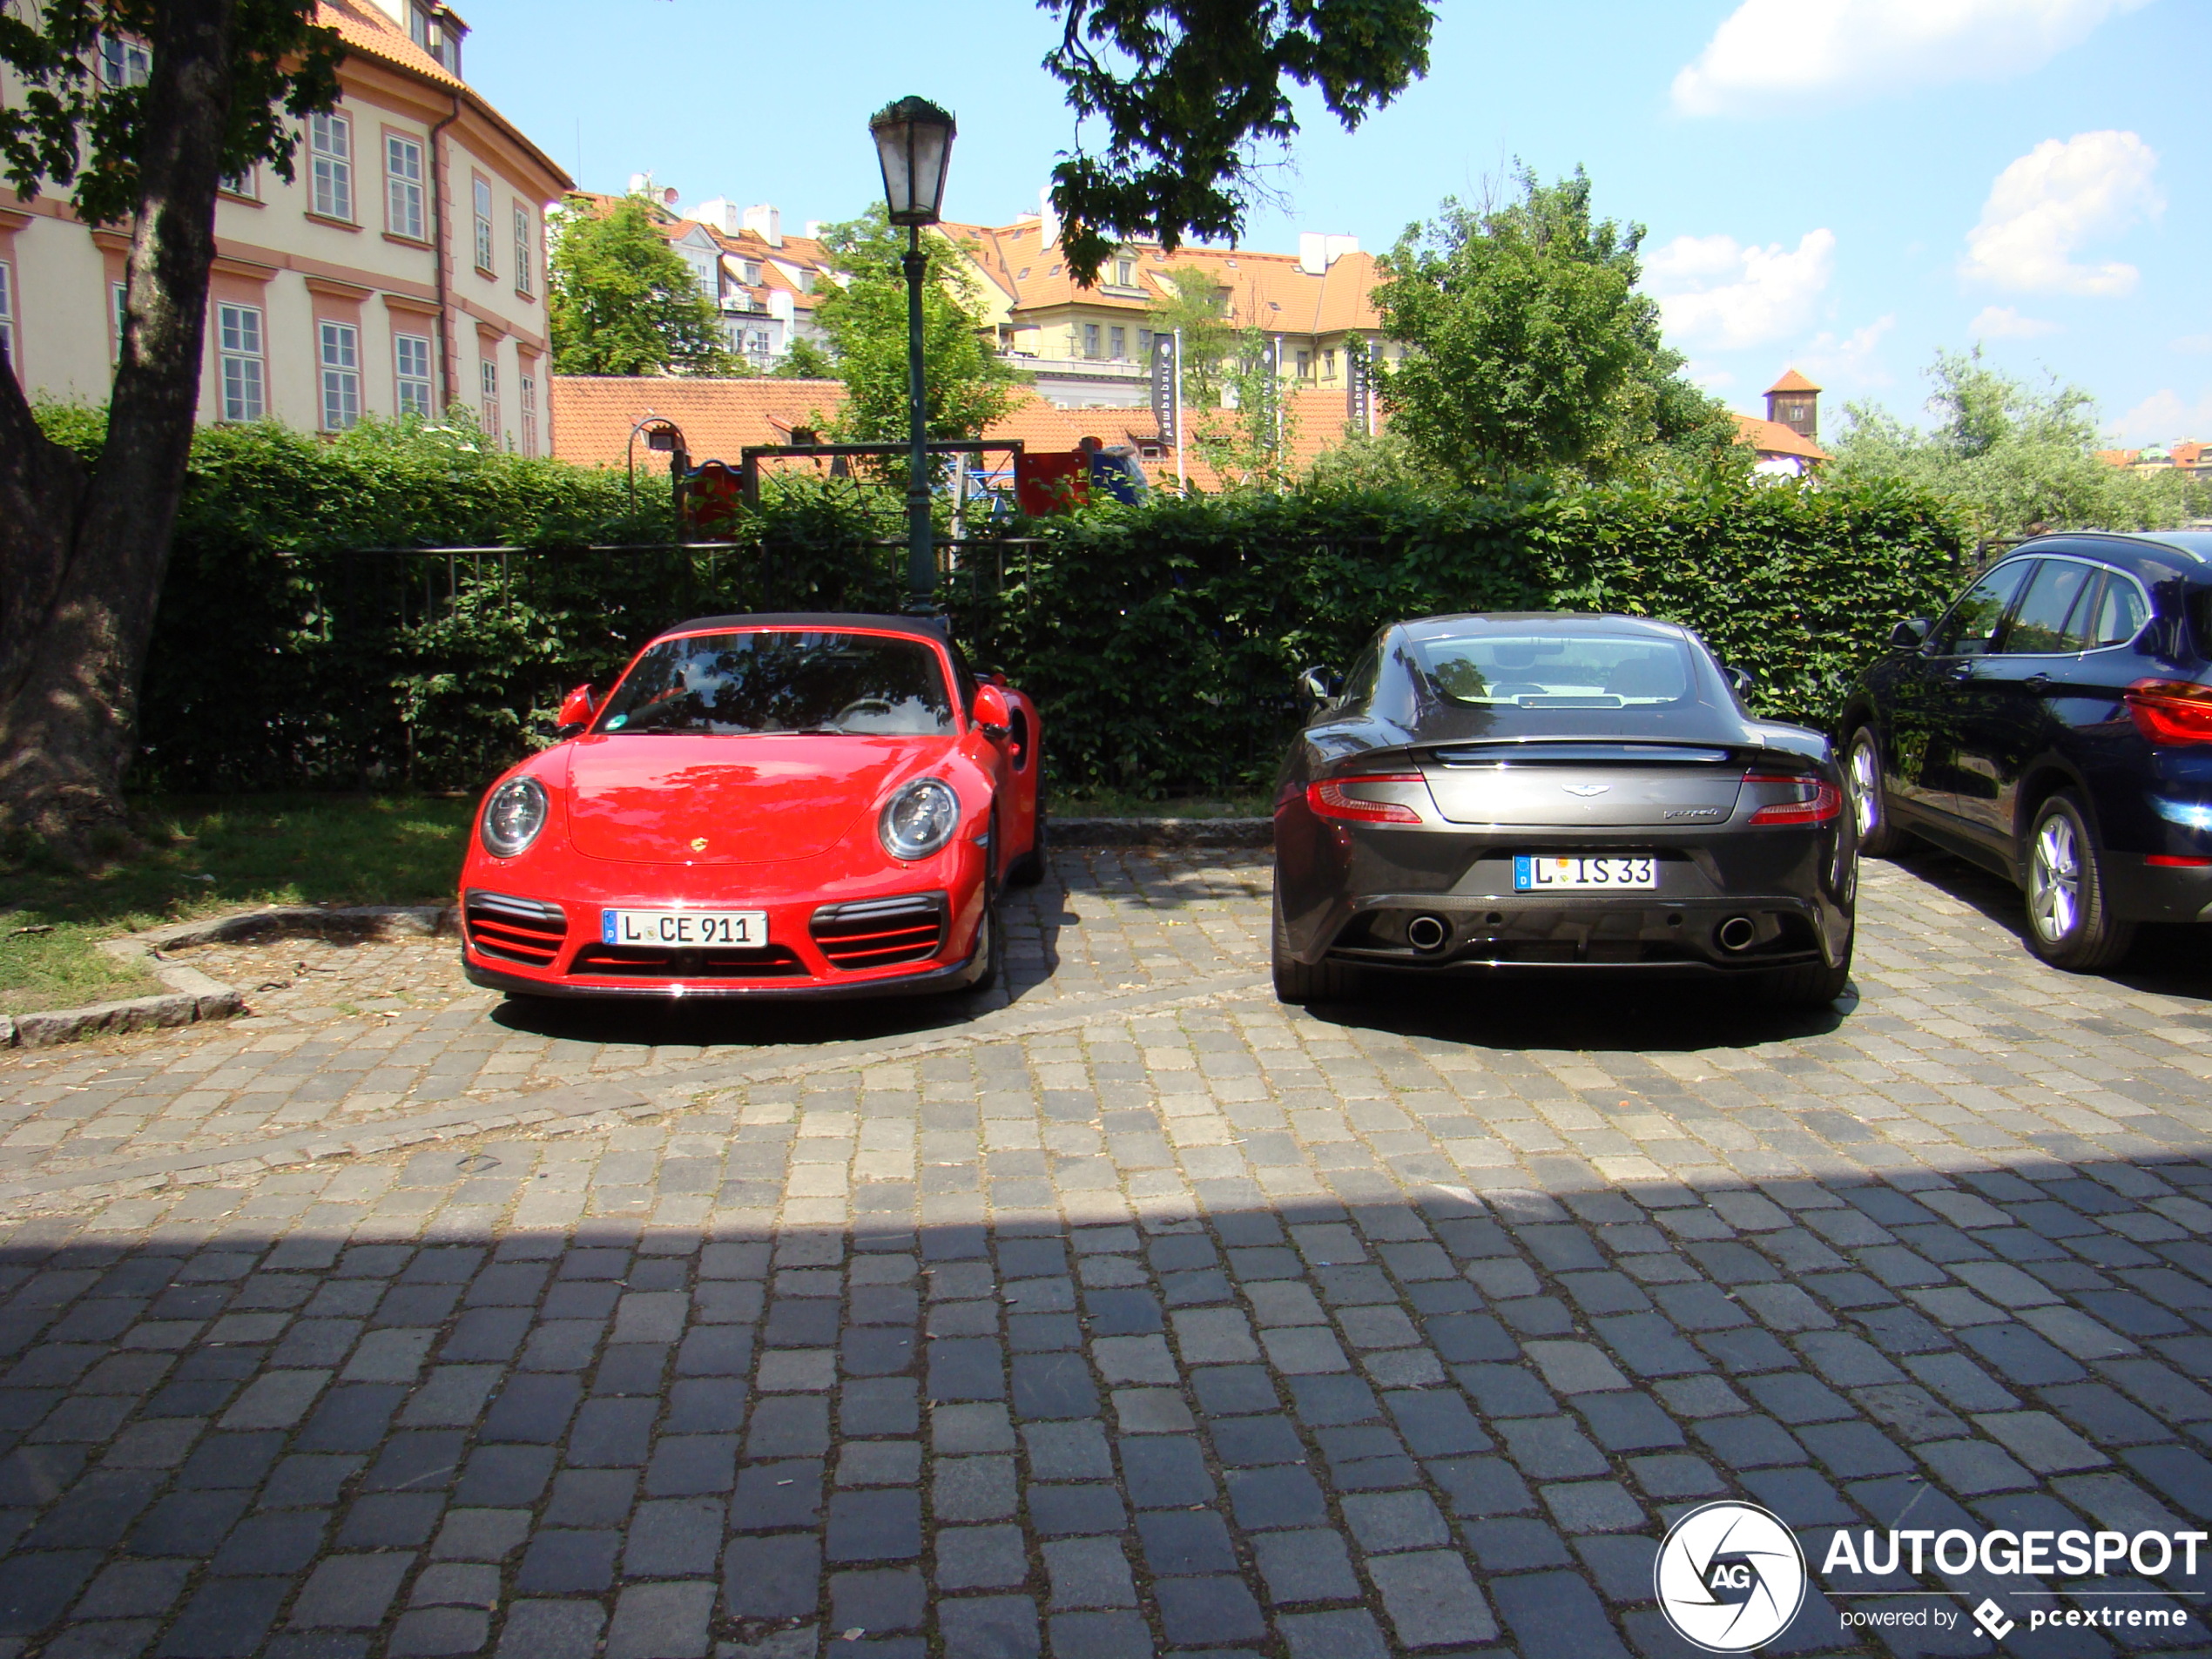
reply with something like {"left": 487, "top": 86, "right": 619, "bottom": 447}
{"left": 690, "top": 837, "right": 708, "bottom": 852}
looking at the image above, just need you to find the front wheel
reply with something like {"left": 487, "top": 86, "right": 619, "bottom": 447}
{"left": 959, "top": 891, "right": 1004, "bottom": 995}
{"left": 1845, "top": 729, "right": 1909, "bottom": 858}
{"left": 1271, "top": 886, "right": 1361, "bottom": 1004}
{"left": 2023, "top": 792, "right": 2136, "bottom": 971}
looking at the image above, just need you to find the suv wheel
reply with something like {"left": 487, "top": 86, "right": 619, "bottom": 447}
{"left": 1845, "top": 729, "right": 1908, "bottom": 858}
{"left": 2023, "top": 792, "right": 2136, "bottom": 971}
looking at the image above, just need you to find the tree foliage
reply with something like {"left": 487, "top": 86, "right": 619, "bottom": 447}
{"left": 812, "top": 206, "right": 1029, "bottom": 451}
{"left": 1040, "top": 0, "right": 1435, "bottom": 284}
{"left": 1826, "top": 349, "right": 2205, "bottom": 550}
{"left": 547, "top": 193, "right": 738, "bottom": 376}
{"left": 0, "top": 0, "right": 340, "bottom": 223}
{"left": 1372, "top": 167, "right": 1737, "bottom": 486}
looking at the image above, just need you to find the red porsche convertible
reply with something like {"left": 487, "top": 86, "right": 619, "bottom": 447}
{"left": 457, "top": 612, "right": 1044, "bottom": 1001}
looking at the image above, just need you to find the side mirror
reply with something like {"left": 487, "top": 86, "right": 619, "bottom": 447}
{"left": 1889, "top": 617, "right": 1931, "bottom": 651}
{"left": 1723, "top": 665, "right": 1757, "bottom": 698}
{"left": 972, "top": 683, "right": 1012, "bottom": 742}
{"left": 1298, "top": 665, "right": 1341, "bottom": 706}
{"left": 556, "top": 684, "right": 595, "bottom": 734}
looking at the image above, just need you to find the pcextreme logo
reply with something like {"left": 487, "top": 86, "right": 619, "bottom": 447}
{"left": 1654, "top": 1506, "right": 2206, "bottom": 1651}
{"left": 1654, "top": 1503, "right": 1808, "bottom": 1652}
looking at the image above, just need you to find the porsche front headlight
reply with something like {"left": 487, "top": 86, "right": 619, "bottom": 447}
{"left": 880, "top": 778, "right": 960, "bottom": 861}
{"left": 481, "top": 776, "right": 549, "bottom": 858}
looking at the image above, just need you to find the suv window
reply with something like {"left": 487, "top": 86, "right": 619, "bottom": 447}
{"left": 2080, "top": 570, "right": 2149, "bottom": 648}
{"left": 2001, "top": 558, "right": 2100, "bottom": 653}
{"left": 1926, "top": 561, "right": 2032, "bottom": 657}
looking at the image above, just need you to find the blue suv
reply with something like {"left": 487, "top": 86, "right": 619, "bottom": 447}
{"left": 1839, "top": 529, "right": 2212, "bottom": 970}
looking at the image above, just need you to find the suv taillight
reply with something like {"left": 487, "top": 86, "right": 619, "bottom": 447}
{"left": 1744, "top": 773, "right": 1841, "bottom": 826}
{"left": 2125, "top": 680, "right": 2212, "bottom": 745}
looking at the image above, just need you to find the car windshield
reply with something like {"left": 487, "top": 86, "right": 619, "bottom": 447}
{"left": 1412, "top": 631, "right": 1696, "bottom": 708}
{"left": 595, "top": 631, "right": 955, "bottom": 736}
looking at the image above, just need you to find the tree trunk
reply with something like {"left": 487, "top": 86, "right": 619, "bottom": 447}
{"left": 0, "top": 0, "right": 239, "bottom": 858}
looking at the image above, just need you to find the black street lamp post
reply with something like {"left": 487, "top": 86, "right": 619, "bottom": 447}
{"left": 868, "top": 96, "right": 957, "bottom": 612}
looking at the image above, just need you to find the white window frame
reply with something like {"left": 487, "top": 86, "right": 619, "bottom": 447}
{"left": 318, "top": 320, "right": 361, "bottom": 430}
{"left": 219, "top": 165, "right": 259, "bottom": 199}
{"left": 512, "top": 204, "right": 534, "bottom": 295}
{"left": 472, "top": 176, "right": 495, "bottom": 274}
{"left": 478, "top": 356, "right": 500, "bottom": 442}
{"left": 0, "top": 260, "right": 15, "bottom": 374}
{"left": 309, "top": 111, "right": 354, "bottom": 221}
{"left": 395, "top": 332, "right": 434, "bottom": 417}
{"left": 519, "top": 370, "right": 537, "bottom": 456}
{"left": 385, "top": 133, "right": 425, "bottom": 241}
{"left": 100, "top": 34, "right": 151, "bottom": 87}
{"left": 216, "top": 302, "right": 266, "bottom": 422}
{"left": 111, "top": 281, "right": 129, "bottom": 363}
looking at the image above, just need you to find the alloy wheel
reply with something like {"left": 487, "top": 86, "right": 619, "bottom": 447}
{"left": 1847, "top": 738, "right": 1881, "bottom": 840}
{"left": 2029, "top": 812, "right": 2081, "bottom": 941}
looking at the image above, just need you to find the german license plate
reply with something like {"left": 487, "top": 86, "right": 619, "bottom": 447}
{"left": 1514, "top": 855, "right": 1656, "bottom": 891}
{"left": 602, "top": 908, "right": 767, "bottom": 947}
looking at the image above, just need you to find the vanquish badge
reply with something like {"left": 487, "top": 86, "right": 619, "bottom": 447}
{"left": 1655, "top": 1501, "right": 1808, "bottom": 1652}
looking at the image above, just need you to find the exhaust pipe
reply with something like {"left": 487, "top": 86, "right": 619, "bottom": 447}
{"left": 1406, "top": 914, "right": 1451, "bottom": 954}
{"left": 1716, "top": 915, "right": 1757, "bottom": 954}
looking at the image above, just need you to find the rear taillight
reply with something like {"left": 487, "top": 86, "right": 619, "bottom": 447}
{"left": 1744, "top": 773, "right": 1842, "bottom": 826}
{"left": 1308, "top": 774, "right": 1425, "bottom": 825}
{"left": 2125, "top": 680, "right": 2212, "bottom": 745}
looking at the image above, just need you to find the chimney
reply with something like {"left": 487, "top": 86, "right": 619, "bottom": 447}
{"left": 689, "top": 198, "right": 745, "bottom": 235}
{"left": 1038, "top": 185, "right": 1060, "bottom": 250}
{"left": 1298, "top": 233, "right": 1359, "bottom": 276}
{"left": 743, "top": 205, "right": 783, "bottom": 246}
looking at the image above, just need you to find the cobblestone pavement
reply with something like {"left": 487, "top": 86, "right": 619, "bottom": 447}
{"left": 0, "top": 849, "right": 2209, "bottom": 1659}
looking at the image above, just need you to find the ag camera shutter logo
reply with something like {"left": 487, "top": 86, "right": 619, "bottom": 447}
{"left": 1655, "top": 1501, "right": 1808, "bottom": 1651}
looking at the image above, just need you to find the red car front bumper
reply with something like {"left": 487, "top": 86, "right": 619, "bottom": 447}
{"left": 455, "top": 844, "right": 994, "bottom": 1000}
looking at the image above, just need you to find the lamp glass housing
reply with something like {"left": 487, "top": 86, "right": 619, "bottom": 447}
{"left": 870, "top": 97, "right": 957, "bottom": 226}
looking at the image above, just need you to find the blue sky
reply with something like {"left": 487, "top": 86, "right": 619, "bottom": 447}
{"left": 465, "top": 0, "right": 2208, "bottom": 444}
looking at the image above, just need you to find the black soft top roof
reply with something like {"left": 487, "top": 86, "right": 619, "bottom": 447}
{"left": 654, "top": 612, "right": 951, "bottom": 644}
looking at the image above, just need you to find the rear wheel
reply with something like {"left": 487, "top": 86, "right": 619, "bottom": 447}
{"left": 1271, "top": 886, "right": 1361, "bottom": 1004}
{"left": 1845, "top": 728, "right": 1909, "bottom": 858}
{"left": 1756, "top": 948, "right": 1852, "bottom": 1010}
{"left": 2023, "top": 792, "right": 2136, "bottom": 971}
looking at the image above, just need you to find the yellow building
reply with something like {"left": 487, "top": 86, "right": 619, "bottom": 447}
{"left": 0, "top": 0, "right": 570, "bottom": 452}
{"left": 940, "top": 204, "right": 1390, "bottom": 412}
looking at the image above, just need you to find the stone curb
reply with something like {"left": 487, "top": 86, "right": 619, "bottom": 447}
{"left": 3, "top": 903, "right": 457, "bottom": 1051}
{"left": 1054, "top": 816, "right": 1272, "bottom": 847}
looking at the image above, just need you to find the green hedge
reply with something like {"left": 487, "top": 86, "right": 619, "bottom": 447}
{"left": 952, "top": 479, "right": 1965, "bottom": 795}
{"left": 91, "top": 412, "right": 1964, "bottom": 796}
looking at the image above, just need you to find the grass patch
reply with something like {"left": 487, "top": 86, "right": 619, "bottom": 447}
{"left": 1054, "top": 789, "right": 1272, "bottom": 819}
{"left": 2, "top": 794, "right": 473, "bottom": 1017}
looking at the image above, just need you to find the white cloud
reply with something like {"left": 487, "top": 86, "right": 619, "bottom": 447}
{"left": 1968, "top": 305, "right": 2060, "bottom": 338}
{"left": 1799, "top": 315, "right": 1898, "bottom": 385}
{"left": 2115, "top": 388, "right": 2212, "bottom": 443}
{"left": 1645, "top": 229, "right": 1836, "bottom": 351}
{"left": 1672, "top": 0, "right": 2148, "bottom": 117}
{"left": 1960, "top": 131, "right": 2161, "bottom": 295}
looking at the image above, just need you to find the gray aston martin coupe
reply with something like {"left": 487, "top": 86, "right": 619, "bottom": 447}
{"left": 1271, "top": 613, "right": 1856, "bottom": 1009}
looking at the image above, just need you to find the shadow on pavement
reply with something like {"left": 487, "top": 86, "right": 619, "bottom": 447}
{"left": 0, "top": 1143, "right": 2207, "bottom": 1658}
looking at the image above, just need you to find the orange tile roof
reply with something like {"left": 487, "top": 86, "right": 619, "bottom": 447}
{"left": 2094, "top": 448, "right": 2141, "bottom": 468}
{"left": 2170, "top": 440, "right": 2206, "bottom": 468}
{"left": 319, "top": 0, "right": 570, "bottom": 190}
{"left": 1734, "top": 415, "right": 1829, "bottom": 463}
{"left": 552, "top": 376, "right": 848, "bottom": 469}
{"left": 1765, "top": 368, "right": 1821, "bottom": 395}
{"left": 550, "top": 376, "right": 1387, "bottom": 494}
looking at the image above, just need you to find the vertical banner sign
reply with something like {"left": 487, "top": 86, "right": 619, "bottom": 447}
{"left": 1347, "top": 341, "right": 1372, "bottom": 436}
{"left": 1151, "top": 331, "right": 1177, "bottom": 448}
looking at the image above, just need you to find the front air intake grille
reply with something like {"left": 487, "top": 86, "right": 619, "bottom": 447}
{"left": 465, "top": 890, "right": 567, "bottom": 966}
{"left": 810, "top": 893, "right": 948, "bottom": 969}
{"left": 569, "top": 943, "right": 808, "bottom": 979}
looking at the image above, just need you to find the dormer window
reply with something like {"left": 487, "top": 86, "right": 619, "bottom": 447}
{"left": 408, "top": 3, "right": 464, "bottom": 73}
{"left": 1114, "top": 257, "right": 1134, "bottom": 286}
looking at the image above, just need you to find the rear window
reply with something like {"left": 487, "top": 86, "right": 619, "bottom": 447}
{"left": 596, "top": 631, "right": 954, "bottom": 737}
{"left": 1412, "top": 631, "right": 1695, "bottom": 709}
